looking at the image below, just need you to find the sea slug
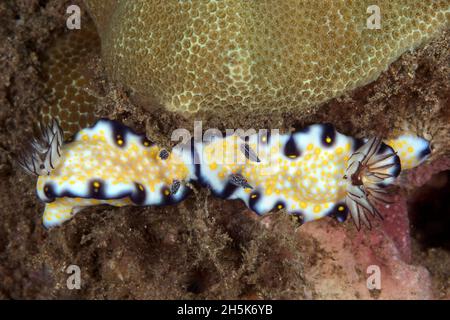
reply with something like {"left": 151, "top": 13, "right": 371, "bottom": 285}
{"left": 18, "top": 119, "right": 431, "bottom": 230}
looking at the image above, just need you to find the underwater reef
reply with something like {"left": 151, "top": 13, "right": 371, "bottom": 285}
{"left": 0, "top": 0, "right": 449, "bottom": 299}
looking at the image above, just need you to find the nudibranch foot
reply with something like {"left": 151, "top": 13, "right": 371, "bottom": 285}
{"left": 42, "top": 197, "right": 131, "bottom": 229}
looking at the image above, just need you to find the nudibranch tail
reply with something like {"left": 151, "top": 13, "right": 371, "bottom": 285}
{"left": 344, "top": 137, "right": 401, "bottom": 230}
{"left": 17, "top": 118, "right": 64, "bottom": 176}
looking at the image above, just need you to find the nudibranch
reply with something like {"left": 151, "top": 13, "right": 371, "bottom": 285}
{"left": 19, "top": 119, "right": 195, "bottom": 228}
{"left": 18, "top": 119, "right": 430, "bottom": 230}
{"left": 196, "top": 126, "right": 402, "bottom": 229}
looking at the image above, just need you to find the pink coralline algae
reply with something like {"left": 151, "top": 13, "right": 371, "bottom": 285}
{"left": 300, "top": 219, "right": 433, "bottom": 299}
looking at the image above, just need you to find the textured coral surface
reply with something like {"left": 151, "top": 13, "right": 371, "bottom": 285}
{"left": 85, "top": 0, "right": 449, "bottom": 123}
{"left": 41, "top": 20, "right": 99, "bottom": 135}
{"left": 0, "top": 0, "right": 449, "bottom": 299}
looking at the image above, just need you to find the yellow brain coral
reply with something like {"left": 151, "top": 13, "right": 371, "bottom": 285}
{"left": 84, "top": 0, "right": 449, "bottom": 117}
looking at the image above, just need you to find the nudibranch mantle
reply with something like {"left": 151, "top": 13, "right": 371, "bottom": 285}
{"left": 20, "top": 119, "right": 431, "bottom": 229}
{"left": 196, "top": 125, "right": 402, "bottom": 225}
{"left": 197, "top": 125, "right": 355, "bottom": 220}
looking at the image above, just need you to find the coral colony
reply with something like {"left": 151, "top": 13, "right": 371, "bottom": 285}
{"left": 42, "top": 1, "right": 449, "bottom": 128}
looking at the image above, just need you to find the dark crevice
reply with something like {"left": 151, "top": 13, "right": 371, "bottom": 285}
{"left": 409, "top": 170, "right": 450, "bottom": 250}
{"left": 186, "top": 268, "right": 213, "bottom": 295}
